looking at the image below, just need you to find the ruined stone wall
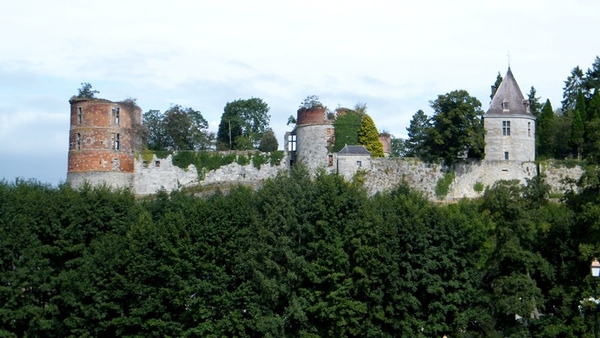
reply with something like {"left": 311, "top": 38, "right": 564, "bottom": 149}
{"left": 363, "top": 158, "right": 582, "bottom": 200}
{"left": 132, "top": 153, "right": 289, "bottom": 195}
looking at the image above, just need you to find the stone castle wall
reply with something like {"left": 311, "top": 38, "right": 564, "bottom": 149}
{"left": 132, "top": 153, "right": 290, "bottom": 195}
{"left": 129, "top": 154, "right": 583, "bottom": 200}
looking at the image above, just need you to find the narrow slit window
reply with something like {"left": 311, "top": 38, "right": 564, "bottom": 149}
{"left": 77, "top": 107, "right": 83, "bottom": 124}
{"left": 76, "top": 133, "right": 81, "bottom": 150}
{"left": 114, "top": 133, "right": 120, "bottom": 150}
{"left": 528, "top": 122, "right": 531, "bottom": 137}
{"left": 504, "top": 151, "right": 509, "bottom": 160}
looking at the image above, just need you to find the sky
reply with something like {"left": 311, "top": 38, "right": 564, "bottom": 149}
{"left": 1, "top": 0, "right": 599, "bottom": 186}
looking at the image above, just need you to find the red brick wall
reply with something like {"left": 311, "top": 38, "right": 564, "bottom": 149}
{"left": 68, "top": 99, "right": 138, "bottom": 173}
{"left": 297, "top": 107, "right": 329, "bottom": 126}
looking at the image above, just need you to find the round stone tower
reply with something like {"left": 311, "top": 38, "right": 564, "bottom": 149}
{"left": 295, "top": 106, "right": 334, "bottom": 171}
{"left": 67, "top": 98, "right": 142, "bottom": 189}
{"left": 484, "top": 67, "right": 536, "bottom": 162}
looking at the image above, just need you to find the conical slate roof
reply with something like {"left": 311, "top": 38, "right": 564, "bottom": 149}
{"left": 486, "top": 67, "right": 531, "bottom": 116}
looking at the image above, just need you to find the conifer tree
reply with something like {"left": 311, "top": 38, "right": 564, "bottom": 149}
{"left": 528, "top": 86, "right": 542, "bottom": 117}
{"left": 575, "top": 90, "right": 587, "bottom": 122}
{"left": 571, "top": 109, "right": 584, "bottom": 159}
{"left": 358, "top": 114, "right": 384, "bottom": 157}
{"left": 537, "top": 100, "right": 556, "bottom": 158}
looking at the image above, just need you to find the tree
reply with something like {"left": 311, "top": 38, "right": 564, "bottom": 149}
{"left": 76, "top": 82, "right": 99, "bottom": 99}
{"left": 562, "top": 66, "right": 585, "bottom": 112}
{"left": 143, "top": 109, "right": 168, "bottom": 150}
{"left": 426, "top": 90, "right": 485, "bottom": 165}
{"left": 571, "top": 109, "right": 584, "bottom": 159}
{"left": 357, "top": 114, "right": 384, "bottom": 157}
{"left": 143, "top": 105, "right": 213, "bottom": 151}
{"left": 575, "top": 90, "right": 588, "bottom": 123}
{"left": 332, "top": 109, "right": 363, "bottom": 152}
{"left": 527, "top": 86, "right": 542, "bottom": 117}
{"left": 536, "top": 100, "right": 557, "bottom": 158}
{"left": 258, "top": 129, "right": 279, "bottom": 152}
{"left": 216, "top": 98, "right": 271, "bottom": 150}
{"left": 405, "top": 109, "right": 430, "bottom": 158}
{"left": 491, "top": 72, "right": 503, "bottom": 99}
{"left": 299, "top": 95, "right": 323, "bottom": 110}
{"left": 390, "top": 137, "right": 407, "bottom": 157}
{"left": 584, "top": 56, "right": 600, "bottom": 93}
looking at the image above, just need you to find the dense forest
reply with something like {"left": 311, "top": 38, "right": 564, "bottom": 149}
{"left": 2, "top": 164, "right": 600, "bottom": 337}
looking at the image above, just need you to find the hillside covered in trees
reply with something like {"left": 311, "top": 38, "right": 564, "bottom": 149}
{"left": 3, "top": 164, "right": 600, "bottom": 337}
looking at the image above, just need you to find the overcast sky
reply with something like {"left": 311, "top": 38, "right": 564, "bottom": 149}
{"left": 1, "top": 0, "right": 598, "bottom": 185}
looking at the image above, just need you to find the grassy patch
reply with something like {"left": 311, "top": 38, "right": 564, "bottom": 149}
{"left": 473, "top": 181, "right": 484, "bottom": 193}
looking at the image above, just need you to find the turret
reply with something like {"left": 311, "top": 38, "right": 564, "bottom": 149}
{"left": 67, "top": 97, "right": 142, "bottom": 189}
{"left": 484, "top": 67, "right": 536, "bottom": 161}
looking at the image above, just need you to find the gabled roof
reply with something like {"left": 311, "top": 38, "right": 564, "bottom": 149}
{"left": 338, "top": 145, "right": 371, "bottom": 155}
{"left": 486, "top": 67, "right": 531, "bottom": 116}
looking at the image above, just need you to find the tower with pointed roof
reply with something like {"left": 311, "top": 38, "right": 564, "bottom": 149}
{"left": 484, "top": 67, "right": 535, "bottom": 161}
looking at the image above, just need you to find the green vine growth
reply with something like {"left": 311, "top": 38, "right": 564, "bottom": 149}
{"left": 435, "top": 170, "right": 455, "bottom": 199}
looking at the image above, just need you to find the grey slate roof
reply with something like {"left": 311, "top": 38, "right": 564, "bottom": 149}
{"left": 486, "top": 67, "right": 531, "bottom": 116}
{"left": 338, "top": 145, "right": 371, "bottom": 155}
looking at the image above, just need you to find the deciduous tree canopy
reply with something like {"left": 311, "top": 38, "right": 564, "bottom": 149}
{"left": 216, "top": 98, "right": 271, "bottom": 150}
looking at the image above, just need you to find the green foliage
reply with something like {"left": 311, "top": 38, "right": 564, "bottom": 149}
{"left": 251, "top": 152, "right": 267, "bottom": 169}
{"left": 528, "top": 86, "right": 542, "bottom": 117}
{"left": 268, "top": 150, "right": 284, "bottom": 166}
{"left": 216, "top": 97, "right": 271, "bottom": 150}
{"left": 426, "top": 90, "right": 485, "bottom": 165}
{"left": 76, "top": 82, "right": 99, "bottom": 99}
{"left": 473, "top": 181, "right": 484, "bottom": 193}
{"left": 405, "top": 109, "right": 430, "bottom": 157}
{"left": 390, "top": 137, "right": 406, "bottom": 157}
{"left": 357, "top": 114, "right": 384, "bottom": 157}
{"left": 537, "top": 99, "right": 557, "bottom": 159}
{"left": 3, "top": 166, "right": 600, "bottom": 337}
{"left": 492, "top": 71, "right": 503, "bottom": 99}
{"left": 299, "top": 95, "right": 323, "bottom": 110}
{"left": 571, "top": 109, "right": 585, "bottom": 158}
{"left": 143, "top": 105, "right": 213, "bottom": 151}
{"left": 236, "top": 154, "right": 250, "bottom": 166}
{"left": 333, "top": 110, "right": 363, "bottom": 152}
{"left": 258, "top": 129, "right": 278, "bottom": 152}
{"left": 435, "top": 170, "right": 455, "bottom": 198}
{"left": 172, "top": 151, "right": 236, "bottom": 178}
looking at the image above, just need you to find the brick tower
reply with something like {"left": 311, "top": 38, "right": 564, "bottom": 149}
{"left": 67, "top": 98, "right": 142, "bottom": 189}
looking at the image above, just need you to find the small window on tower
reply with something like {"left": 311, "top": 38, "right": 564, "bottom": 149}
{"left": 76, "top": 133, "right": 81, "bottom": 150}
{"left": 502, "top": 121, "right": 511, "bottom": 136}
{"left": 357, "top": 160, "right": 362, "bottom": 167}
{"left": 114, "top": 133, "right": 120, "bottom": 150}
{"left": 528, "top": 122, "right": 531, "bottom": 137}
{"left": 328, "top": 154, "right": 333, "bottom": 166}
{"left": 77, "top": 107, "right": 83, "bottom": 124}
{"left": 288, "top": 134, "right": 297, "bottom": 152}
{"left": 112, "top": 107, "right": 120, "bottom": 125}
{"left": 504, "top": 151, "right": 509, "bottom": 160}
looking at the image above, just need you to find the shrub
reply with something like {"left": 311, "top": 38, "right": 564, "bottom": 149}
{"left": 435, "top": 171, "right": 455, "bottom": 199}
